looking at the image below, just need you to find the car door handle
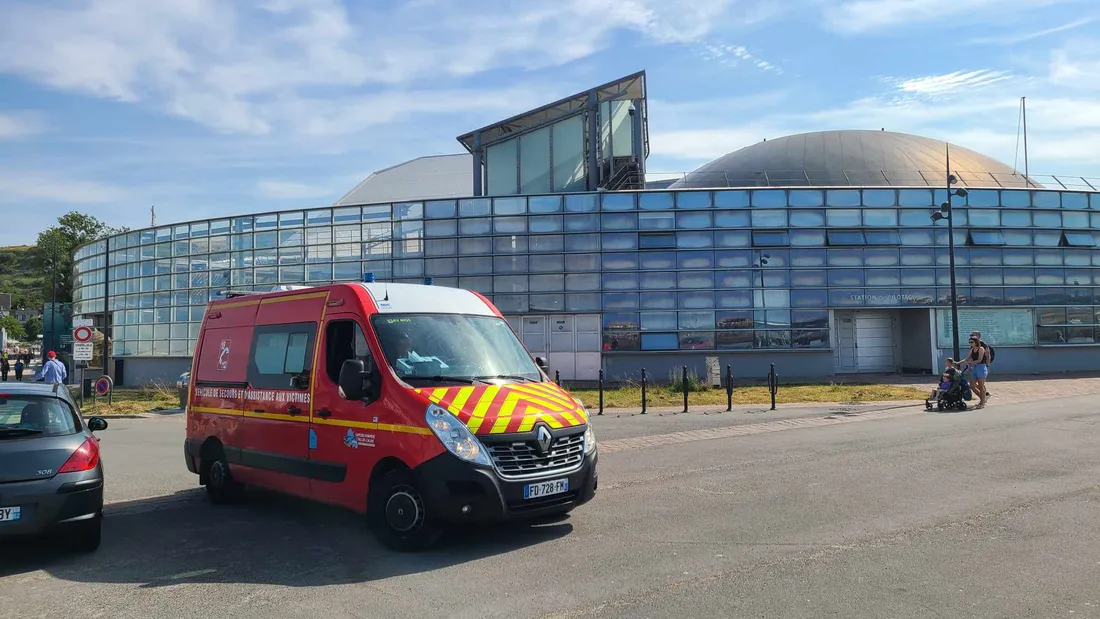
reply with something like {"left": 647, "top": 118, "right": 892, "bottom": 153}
{"left": 316, "top": 409, "right": 332, "bottom": 418}
{"left": 287, "top": 406, "right": 302, "bottom": 416}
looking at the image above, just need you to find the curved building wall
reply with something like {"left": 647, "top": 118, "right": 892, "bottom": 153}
{"left": 72, "top": 186, "right": 1100, "bottom": 383}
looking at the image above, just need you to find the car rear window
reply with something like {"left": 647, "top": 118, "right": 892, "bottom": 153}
{"left": 0, "top": 395, "right": 80, "bottom": 438}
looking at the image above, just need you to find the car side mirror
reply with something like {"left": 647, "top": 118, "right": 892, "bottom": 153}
{"left": 88, "top": 417, "right": 108, "bottom": 432}
{"left": 339, "top": 358, "right": 380, "bottom": 402}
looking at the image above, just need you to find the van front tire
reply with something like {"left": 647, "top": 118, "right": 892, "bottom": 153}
{"left": 368, "top": 468, "right": 441, "bottom": 552}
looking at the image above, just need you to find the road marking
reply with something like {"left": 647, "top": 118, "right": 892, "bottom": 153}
{"left": 598, "top": 405, "right": 923, "bottom": 453}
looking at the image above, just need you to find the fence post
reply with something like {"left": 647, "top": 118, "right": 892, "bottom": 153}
{"left": 725, "top": 364, "right": 733, "bottom": 412}
{"left": 597, "top": 369, "right": 604, "bottom": 416}
{"left": 555, "top": 370, "right": 560, "bottom": 386}
{"left": 640, "top": 368, "right": 647, "bottom": 415}
{"left": 682, "top": 365, "right": 689, "bottom": 413}
{"left": 768, "top": 363, "right": 778, "bottom": 411}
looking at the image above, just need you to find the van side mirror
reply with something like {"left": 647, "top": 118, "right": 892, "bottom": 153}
{"left": 535, "top": 356, "right": 548, "bottom": 371}
{"left": 339, "top": 358, "right": 379, "bottom": 402}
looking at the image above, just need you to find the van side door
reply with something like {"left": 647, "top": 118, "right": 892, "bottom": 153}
{"left": 308, "top": 316, "right": 386, "bottom": 510}
{"left": 236, "top": 321, "right": 316, "bottom": 497}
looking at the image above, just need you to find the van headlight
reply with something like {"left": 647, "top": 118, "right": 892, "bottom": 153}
{"left": 426, "top": 404, "right": 491, "bottom": 466}
{"left": 583, "top": 423, "right": 596, "bottom": 454}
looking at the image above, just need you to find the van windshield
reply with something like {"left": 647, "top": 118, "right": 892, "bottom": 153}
{"left": 371, "top": 314, "right": 541, "bottom": 385}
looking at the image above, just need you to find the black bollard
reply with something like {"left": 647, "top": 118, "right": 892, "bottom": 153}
{"left": 555, "top": 370, "right": 560, "bottom": 386}
{"left": 768, "top": 363, "right": 778, "bottom": 411}
{"left": 598, "top": 369, "right": 604, "bottom": 416}
{"left": 725, "top": 364, "right": 733, "bottom": 412}
{"left": 640, "top": 368, "right": 648, "bottom": 415}
{"left": 682, "top": 365, "right": 689, "bottom": 413}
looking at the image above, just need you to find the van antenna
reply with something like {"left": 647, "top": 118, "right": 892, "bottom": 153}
{"left": 384, "top": 282, "right": 389, "bottom": 302}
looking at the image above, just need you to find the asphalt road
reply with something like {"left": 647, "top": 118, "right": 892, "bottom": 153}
{"left": 3, "top": 395, "right": 1100, "bottom": 618}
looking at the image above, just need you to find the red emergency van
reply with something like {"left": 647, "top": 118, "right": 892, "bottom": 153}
{"left": 184, "top": 282, "right": 597, "bottom": 551}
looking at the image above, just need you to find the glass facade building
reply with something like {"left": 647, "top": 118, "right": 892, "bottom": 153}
{"left": 72, "top": 185, "right": 1100, "bottom": 383}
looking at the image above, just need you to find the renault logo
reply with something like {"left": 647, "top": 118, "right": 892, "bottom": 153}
{"left": 536, "top": 425, "right": 553, "bottom": 453}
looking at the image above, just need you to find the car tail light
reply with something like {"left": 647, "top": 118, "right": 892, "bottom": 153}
{"left": 59, "top": 438, "right": 100, "bottom": 473}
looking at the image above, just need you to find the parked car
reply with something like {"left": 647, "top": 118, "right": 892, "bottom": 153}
{"left": 177, "top": 371, "right": 190, "bottom": 409}
{"left": 0, "top": 382, "right": 109, "bottom": 552}
{"left": 185, "top": 282, "right": 598, "bottom": 552}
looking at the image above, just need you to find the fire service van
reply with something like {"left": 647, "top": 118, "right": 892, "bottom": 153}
{"left": 184, "top": 282, "right": 598, "bottom": 551}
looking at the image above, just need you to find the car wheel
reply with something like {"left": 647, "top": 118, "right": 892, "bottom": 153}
{"left": 368, "top": 468, "right": 441, "bottom": 552}
{"left": 71, "top": 513, "right": 102, "bottom": 553}
{"left": 205, "top": 451, "right": 243, "bottom": 505}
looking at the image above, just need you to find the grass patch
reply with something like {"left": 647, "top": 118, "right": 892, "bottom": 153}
{"left": 76, "top": 381, "right": 179, "bottom": 416}
{"left": 567, "top": 382, "right": 930, "bottom": 409}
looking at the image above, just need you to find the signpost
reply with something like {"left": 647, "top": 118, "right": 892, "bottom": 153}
{"left": 72, "top": 319, "right": 94, "bottom": 407}
{"left": 93, "top": 375, "right": 114, "bottom": 407}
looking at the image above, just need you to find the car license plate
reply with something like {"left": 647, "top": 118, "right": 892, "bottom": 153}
{"left": 524, "top": 478, "right": 568, "bottom": 499}
{"left": 0, "top": 507, "right": 21, "bottom": 522}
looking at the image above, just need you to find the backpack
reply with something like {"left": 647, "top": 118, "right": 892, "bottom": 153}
{"left": 984, "top": 343, "right": 995, "bottom": 365}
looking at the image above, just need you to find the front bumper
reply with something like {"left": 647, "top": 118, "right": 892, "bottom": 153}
{"left": 412, "top": 448, "right": 598, "bottom": 525}
{"left": 0, "top": 473, "right": 104, "bottom": 539}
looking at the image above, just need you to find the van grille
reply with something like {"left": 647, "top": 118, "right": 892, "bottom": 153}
{"left": 484, "top": 431, "right": 585, "bottom": 480}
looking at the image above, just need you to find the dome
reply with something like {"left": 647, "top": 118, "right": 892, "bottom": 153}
{"left": 667, "top": 130, "right": 1038, "bottom": 189}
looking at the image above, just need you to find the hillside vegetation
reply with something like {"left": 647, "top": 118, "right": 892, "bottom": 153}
{"left": 0, "top": 245, "right": 46, "bottom": 310}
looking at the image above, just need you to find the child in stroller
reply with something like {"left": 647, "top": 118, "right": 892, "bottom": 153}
{"left": 924, "top": 358, "right": 973, "bottom": 411}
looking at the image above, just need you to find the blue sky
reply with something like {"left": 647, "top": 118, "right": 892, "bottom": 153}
{"left": 0, "top": 0, "right": 1098, "bottom": 246}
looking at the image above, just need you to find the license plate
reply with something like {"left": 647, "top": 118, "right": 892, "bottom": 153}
{"left": 0, "top": 507, "right": 20, "bottom": 522}
{"left": 524, "top": 478, "right": 568, "bottom": 499}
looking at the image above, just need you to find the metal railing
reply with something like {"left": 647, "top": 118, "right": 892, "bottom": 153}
{"left": 643, "top": 170, "right": 1100, "bottom": 191}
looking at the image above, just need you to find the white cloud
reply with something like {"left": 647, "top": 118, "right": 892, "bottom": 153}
{"left": 256, "top": 179, "right": 335, "bottom": 200}
{"left": 0, "top": 171, "right": 131, "bottom": 204}
{"left": 0, "top": 112, "right": 46, "bottom": 139}
{"left": 1050, "top": 40, "right": 1100, "bottom": 90}
{"left": 822, "top": 0, "right": 1087, "bottom": 34}
{"left": 0, "top": 0, "right": 745, "bottom": 136}
{"left": 966, "top": 16, "right": 1098, "bottom": 45}
{"left": 699, "top": 43, "right": 782, "bottom": 74}
{"left": 884, "top": 70, "right": 1014, "bottom": 100}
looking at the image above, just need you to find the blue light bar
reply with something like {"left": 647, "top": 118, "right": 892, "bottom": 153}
{"left": 423, "top": 277, "right": 434, "bottom": 286}
{"left": 363, "top": 272, "right": 376, "bottom": 283}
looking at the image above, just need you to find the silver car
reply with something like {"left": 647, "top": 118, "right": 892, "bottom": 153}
{"left": 0, "top": 382, "right": 109, "bottom": 553}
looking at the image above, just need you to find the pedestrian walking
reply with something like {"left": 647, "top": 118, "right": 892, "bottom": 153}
{"left": 13, "top": 358, "right": 24, "bottom": 381}
{"left": 35, "top": 351, "right": 68, "bottom": 385}
{"left": 967, "top": 336, "right": 990, "bottom": 409}
{"left": 0, "top": 355, "right": 9, "bottom": 382}
{"left": 969, "top": 331, "right": 994, "bottom": 399}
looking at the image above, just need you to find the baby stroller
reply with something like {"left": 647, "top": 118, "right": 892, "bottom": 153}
{"left": 924, "top": 366, "right": 973, "bottom": 411}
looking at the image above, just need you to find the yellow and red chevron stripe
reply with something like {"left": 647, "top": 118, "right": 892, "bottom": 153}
{"left": 414, "top": 382, "right": 589, "bottom": 435}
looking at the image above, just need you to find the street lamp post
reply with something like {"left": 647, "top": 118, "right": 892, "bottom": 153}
{"left": 930, "top": 150, "right": 969, "bottom": 361}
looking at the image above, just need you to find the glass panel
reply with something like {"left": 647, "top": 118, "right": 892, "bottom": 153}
{"left": 602, "top": 233, "right": 637, "bottom": 250}
{"left": 899, "top": 229, "right": 934, "bottom": 245}
{"left": 459, "top": 218, "right": 491, "bottom": 236}
{"left": 565, "top": 214, "right": 599, "bottom": 232}
{"left": 486, "top": 141, "right": 518, "bottom": 195}
{"left": 862, "top": 209, "right": 898, "bottom": 227}
{"left": 1033, "top": 191, "right": 1059, "bottom": 208}
{"left": 677, "top": 251, "right": 713, "bottom": 269}
{"left": 789, "top": 190, "right": 823, "bottom": 207}
{"left": 751, "top": 210, "right": 787, "bottom": 227}
{"left": 1003, "top": 230, "right": 1032, "bottom": 246}
{"left": 458, "top": 198, "right": 491, "bottom": 217}
{"left": 898, "top": 189, "right": 933, "bottom": 207}
{"left": 564, "top": 193, "right": 598, "bottom": 213}
{"left": 753, "top": 231, "right": 789, "bottom": 247}
{"left": 636, "top": 192, "right": 671, "bottom": 210}
{"left": 824, "top": 209, "right": 859, "bottom": 226}
{"left": 601, "top": 193, "right": 636, "bottom": 212}
{"left": 828, "top": 269, "right": 864, "bottom": 287}
{"left": 1034, "top": 211, "right": 1061, "bottom": 227}
{"left": 529, "top": 216, "right": 564, "bottom": 234}
{"left": 602, "top": 213, "right": 637, "bottom": 230}
{"left": 969, "top": 230, "right": 1006, "bottom": 246}
{"left": 715, "top": 230, "right": 750, "bottom": 248}
{"left": 602, "top": 253, "right": 638, "bottom": 270}
{"left": 751, "top": 190, "right": 785, "bottom": 207}
{"left": 789, "top": 210, "right": 825, "bottom": 227}
{"left": 678, "top": 291, "right": 715, "bottom": 309}
{"left": 675, "top": 191, "right": 711, "bottom": 209}
{"left": 528, "top": 195, "right": 562, "bottom": 213}
{"left": 1034, "top": 230, "right": 1062, "bottom": 247}
{"left": 789, "top": 249, "right": 826, "bottom": 267}
{"left": 866, "top": 268, "right": 901, "bottom": 286}
{"left": 677, "top": 231, "right": 713, "bottom": 248}
{"left": 827, "top": 230, "right": 865, "bottom": 246}
{"left": 493, "top": 197, "right": 526, "bottom": 216}
{"left": 715, "top": 210, "right": 751, "bottom": 227}
{"left": 677, "top": 211, "right": 712, "bottom": 228}
{"left": 714, "top": 190, "right": 750, "bottom": 208}
{"left": 640, "top": 252, "right": 675, "bottom": 269}
{"left": 1063, "top": 211, "right": 1089, "bottom": 228}
{"left": 494, "top": 216, "right": 527, "bottom": 234}
{"left": 1064, "top": 232, "right": 1096, "bottom": 247}
{"left": 552, "top": 115, "right": 586, "bottom": 192}
{"left": 827, "top": 249, "right": 862, "bottom": 267}
{"left": 864, "top": 230, "right": 900, "bottom": 245}
{"left": 639, "top": 233, "right": 676, "bottom": 249}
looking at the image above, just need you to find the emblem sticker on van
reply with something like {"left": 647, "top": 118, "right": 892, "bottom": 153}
{"left": 218, "top": 339, "right": 231, "bottom": 371}
{"left": 344, "top": 428, "right": 376, "bottom": 449}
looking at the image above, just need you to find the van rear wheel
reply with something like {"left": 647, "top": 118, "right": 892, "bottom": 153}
{"left": 368, "top": 468, "right": 441, "bottom": 552}
{"left": 205, "top": 450, "right": 244, "bottom": 504}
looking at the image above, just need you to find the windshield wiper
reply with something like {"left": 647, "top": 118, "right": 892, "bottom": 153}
{"left": 0, "top": 427, "right": 45, "bottom": 438}
{"left": 473, "top": 374, "right": 539, "bottom": 383}
{"left": 405, "top": 375, "right": 484, "bottom": 385}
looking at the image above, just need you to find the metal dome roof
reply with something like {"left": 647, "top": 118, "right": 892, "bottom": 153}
{"left": 667, "top": 130, "right": 1038, "bottom": 189}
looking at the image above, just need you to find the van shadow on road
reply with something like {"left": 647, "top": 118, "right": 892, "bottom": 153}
{"left": 1, "top": 489, "right": 573, "bottom": 586}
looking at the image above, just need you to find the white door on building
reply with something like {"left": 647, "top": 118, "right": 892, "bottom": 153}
{"left": 854, "top": 312, "right": 896, "bottom": 372}
{"left": 504, "top": 314, "right": 601, "bottom": 381}
{"left": 835, "top": 314, "right": 858, "bottom": 372}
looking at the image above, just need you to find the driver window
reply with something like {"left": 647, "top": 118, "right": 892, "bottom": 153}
{"left": 325, "top": 320, "right": 372, "bottom": 384}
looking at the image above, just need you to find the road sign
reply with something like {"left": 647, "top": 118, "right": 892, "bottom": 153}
{"left": 73, "top": 326, "right": 94, "bottom": 343}
{"left": 94, "top": 375, "right": 113, "bottom": 396}
{"left": 73, "top": 342, "right": 94, "bottom": 362}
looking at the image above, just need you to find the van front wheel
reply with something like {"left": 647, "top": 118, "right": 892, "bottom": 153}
{"left": 368, "top": 468, "right": 441, "bottom": 552}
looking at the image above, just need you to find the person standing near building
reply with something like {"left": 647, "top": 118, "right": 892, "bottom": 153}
{"left": 0, "top": 354, "right": 9, "bottom": 382}
{"left": 970, "top": 331, "right": 993, "bottom": 399}
{"left": 35, "top": 351, "right": 67, "bottom": 385}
